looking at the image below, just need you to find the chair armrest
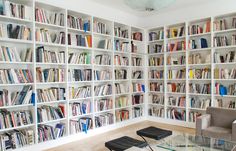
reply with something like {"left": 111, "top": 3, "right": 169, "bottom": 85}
{"left": 232, "top": 120, "right": 236, "bottom": 141}
{"left": 196, "top": 114, "right": 211, "bottom": 136}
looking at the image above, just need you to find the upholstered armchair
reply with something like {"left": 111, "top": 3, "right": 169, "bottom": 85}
{"left": 196, "top": 107, "right": 236, "bottom": 141}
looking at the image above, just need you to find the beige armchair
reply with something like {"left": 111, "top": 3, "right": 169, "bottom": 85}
{"left": 196, "top": 107, "right": 236, "bottom": 141}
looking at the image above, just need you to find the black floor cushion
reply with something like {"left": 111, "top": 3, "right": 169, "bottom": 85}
{"left": 105, "top": 136, "right": 147, "bottom": 151}
{"left": 136, "top": 126, "right": 172, "bottom": 140}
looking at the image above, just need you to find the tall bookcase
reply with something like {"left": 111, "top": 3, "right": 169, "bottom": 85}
{"left": 147, "top": 12, "right": 236, "bottom": 127}
{"left": 0, "top": 0, "right": 145, "bottom": 150}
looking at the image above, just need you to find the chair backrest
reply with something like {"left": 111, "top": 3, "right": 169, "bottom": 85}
{"left": 206, "top": 107, "right": 236, "bottom": 129}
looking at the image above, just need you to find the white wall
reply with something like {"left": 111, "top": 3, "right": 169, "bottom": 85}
{"left": 141, "top": 0, "right": 236, "bottom": 28}
{"left": 36, "top": 0, "right": 141, "bottom": 27}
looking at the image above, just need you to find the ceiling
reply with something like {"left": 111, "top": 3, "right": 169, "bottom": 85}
{"left": 88, "top": 0, "right": 215, "bottom": 17}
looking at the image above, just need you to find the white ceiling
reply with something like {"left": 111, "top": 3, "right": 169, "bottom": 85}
{"left": 88, "top": 0, "right": 215, "bottom": 17}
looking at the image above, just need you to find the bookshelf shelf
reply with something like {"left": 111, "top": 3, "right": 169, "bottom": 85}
{"left": 166, "top": 50, "right": 186, "bottom": 54}
{"left": 93, "top": 32, "right": 112, "bottom": 38}
{"left": 94, "top": 95, "right": 113, "bottom": 99}
{"left": 69, "top": 113, "right": 93, "bottom": 119}
{"left": 167, "top": 36, "right": 186, "bottom": 41}
{"left": 68, "top": 45, "right": 93, "bottom": 50}
{"left": 188, "top": 47, "right": 211, "bottom": 52}
{"left": 115, "top": 93, "right": 130, "bottom": 96}
{"left": 38, "top": 118, "right": 67, "bottom": 125}
{"left": 0, "top": 104, "right": 33, "bottom": 109}
{"left": 148, "top": 39, "right": 164, "bottom": 43}
{"left": 67, "top": 27, "right": 91, "bottom": 34}
{"left": 189, "top": 32, "right": 211, "bottom": 38}
{"left": 69, "top": 97, "right": 93, "bottom": 102}
{"left": 35, "top": 21, "right": 66, "bottom": 29}
{"left": 0, "top": 124, "right": 35, "bottom": 133}
{"left": 188, "top": 108, "right": 207, "bottom": 111}
{"left": 214, "top": 45, "right": 236, "bottom": 49}
{"left": 0, "top": 38, "right": 33, "bottom": 44}
{"left": 214, "top": 79, "right": 236, "bottom": 81}
{"left": 0, "top": 61, "right": 34, "bottom": 65}
{"left": 0, "top": 15, "right": 32, "bottom": 23}
{"left": 188, "top": 93, "right": 211, "bottom": 97}
{"left": 37, "top": 100, "right": 67, "bottom": 105}
{"left": 94, "top": 109, "right": 114, "bottom": 114}
{"left": 213, "top": 28, "right": 236, "bottom": 34}
{"left": 114, "top": 36, "right": 130, "bottom": 41}
{"left": 115, "top": 105, "right": 131, "bottom": 110}
{"left": 36, "top": 62, "right": 66, "bottom": 66}
{"left": 36, "top": 82, "right": 66, "bottom": 85}
{"left": 35, "top": 42, "right": 66, "bottom": 47}
{"left": 214, "top": 95, "right": 236, "bottom": 98}
{"left": 0, "top": 83, "right": 34, "bottom": 86}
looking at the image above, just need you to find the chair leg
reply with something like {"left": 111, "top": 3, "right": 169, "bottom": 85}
{"left": 139, "top": 135, "right": 154, "bottom": 151}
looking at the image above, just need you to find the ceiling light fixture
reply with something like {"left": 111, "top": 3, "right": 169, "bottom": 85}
{"left": 124, "top": 0, "right": 176, "bottom": 12}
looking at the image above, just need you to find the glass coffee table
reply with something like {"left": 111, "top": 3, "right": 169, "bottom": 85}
{"left": 155, "top": 134, "right": 236, "bottom": 151}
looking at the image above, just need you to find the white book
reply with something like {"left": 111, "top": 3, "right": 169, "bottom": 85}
{"left": 22, "top": 90, "right": 32, "bottom": 104}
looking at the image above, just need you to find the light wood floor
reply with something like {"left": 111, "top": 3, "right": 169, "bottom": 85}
{"left": 46, "top": 121, "right": 195, "bottom": 151}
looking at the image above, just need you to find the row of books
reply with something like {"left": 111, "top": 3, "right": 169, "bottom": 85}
{"left": 214, "top": 51, "right": 236, "bottom": 63}
{"left": 149, "top": 30, "right": 164, "bottom": 41}
{"left": 149, "top": 56, "right": 164, "bottom": 66}
{"left": 70, "top": 118, "right": 92, "bottom": 134}
{"left": 167, "top": 108, "right": 186, "bottom": 121}
{"left": 167, "top": 55, "right": 185, "bottom": 65}
{"left": 215, "top": 68, "right": 236, "bottom": 79}
{"left": 114, "top": 27, "right": 128, "bottom": 39}
{"left": 150, "top": 83, "right": 164, "bottom": 92}
{"left": 0, "top": 110, "right": 33, "bottom": 129}
{"left": 0, "top": 86, "right": 32, "bottom": 106}
{"left": 115, "top": 96, "right": 129, "bottom": 108}
{"left": 94, "top": 99, "right": 113, "bottom": 112}
{"left": 116, "top": 110, "right": 129, "bottom": 122}
{"left": 68, "top": 69, "right": 92, "bottom": 82}
{"left": 35, "top": 8, "right": 64, "bottom": 26}
{"left": 189, "top": 22, "right": 211, "bottom": 35}
{"left": 168, "top": 69, "right": 186, "bottom": 79}
{"left": 68, "top": 52, "right": 91, "bottom": 65}
{"left": 36, "top": 46, "right": 65, "bottom": 63}
{"left": 132, "top": 95, "right": 143, "bottom": 105}
{"left": 37, "top": 105, "right": 65, "bottom": 123}
{"left": 131, "top": 57, "right": 142, "bottom": 66}
{"left": 67, "top": 15, "right": 90, "bottom": 31}
{"left": 0, "top": 23, "right": 31, "bottom": 40}
{"left": 114, "top": 55, "right": 129, "bottom": 66}
{"left": 214, "top": 83, "right": 236, "bottom": 96}
{"left": 132, "top": 32, "right": 142, "bottom": 41}
{"left": 69, "top": 86, "right": 91, "bottom": 100}
{"left": 38, "top": 123, "right": 65, "bottom": 143}
{"left": 189, "top": 68, "right": 211, "bottom": 79}
{"left": 148, "top": 44, "right": 164, "bottom": 54}
{"left": 214, "top": 35, "right": 236, "bottom": 47}
{"left": 149, "top": 94, "right": 164, "bottom": 105}
{"left": 95, "top": 54, "right": 110, "bottom": 65}
{"left": 189, "top": 38, "right": 208, "bottom": 49}
{"left": 0, "top": 46, "right": 32, "bottom": 63}
{"left": 149, "top": 70, "right": 164, "bottom": 79}
{"left": 132, "top": 71, "right": 143, "bottom": 79}
{"left": 95, "top": 113, "right": 114, "bottom": 128}
{"left": 35, "top": 28, "right": 65, "bottom": 44}
{"left": 97, "top": 39, "right": 112, "bottom": 50}
{"left": 37, "top": 87, "right": 65, "bottom": 103}
{"left": 114, "top": 40, "right": 129, "bottom": 52}
{"left": 132, "top": 83, "right": 145, "bottom": 93}
{"left": 167, "top": 83, "right": 185, "bottom": 93}
{"left": 189, "top": 83, "right": 211, "bottom": 94}
{"left": 166, "top": 26, "right": 185, "bottom": 38}
{"left": 94, "top": 84, "right": 112, "bottom": 96}
{"left": 94, "top": 70, "right": 112, "bottom": 81}
{"left": 0, "top": 129, "right": 34, "bottom": 150}
{"left": 115, "top": 69, "right": 127, "bottom": 80}
{"left": 149, "top": 107, "right": 164, "bottom": 117}
{"left": 167, "top": 41, "right": 186, "bottom": 52}
{"left": 115, "top": 83, "right": 128, "bottom": 94}
{"left": 69, "top": 101, "right": 91, "bottom": 116}
{"left": 189, "top": 111, "right": 202, "bottom": 123}
{"left": 189, "top": 53, "right": 211, "bottom": 64}
{"left": 168, "top": 96, "right": 185, "bottom": 107}
{"left": 94, "top": 21, "right": 107, "bottom": 34}
{"left": 0, "top": 69, "right": 33, "bottom": 84}
{"left": 133, "top": 107, "right": 143, "bottom": 118}
{"left": 216, "top": 99, "right": 236, "bottom": 109}
{"left": 68, "top": 33, "right": 92, "bottom": 47}
{"left": 190, "top": 97, "right": 211, "bottom": 109}
{"left": 36, "top": 68, "right": 65, "bottom": 83}
{"left": 213, "top": 18, "right": 236, "bottom": 31}
{"left": 0, "top": 0, "right": 32, "bottom": 20}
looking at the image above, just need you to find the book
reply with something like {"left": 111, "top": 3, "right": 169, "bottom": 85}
{"left": 70, "top": 117, "right": 92, "bottom": 134}
{"left": 189, "top": 83, "right": 211, "bottom": 94}
{"left": 167, "top": 55, "right": 185, "bottom": 65}
{"left": 132, "top": 71, "right": 143, "bottom": 79}
{"left": 214, "top": 19, "right": 226, "bottom": 31}
{"left": 189, "top": 21, "right": 211, "bottom": 35}
{"left": 167, "top": 83, "right": 185, "bottom": 93}
{"left": 115, "top": 83, "right": 129, "bottom": 94}
{"left": 132, "top": 83, "right": 145, "bottom": 93}
{"left": 131, "top": 57, "right": 142, "bottom": 66}
{"left": 114, "top": 55, "right": 129, "bottom": 66}
{"left": 94, "top": 54, "right": 110, "bottom": 65}
{"left": 214, "top": 68, "right": 236, "bottom": 79}
{"left": 69, "top": 86, "right": 91, "bottom": 100}
{"left": 190, "top": 97, "right": 211, "bottom": 109}
{"left": 167, "top": 108, "right": 186, "bottom": 121}
{"left": 149, "top": 30, "right": 164, "bottom": 41}
{"left": 214, "top": 51, "right": 236, "bottom": 63}
{"left": 69, "top": 52, "right": 91, "bottom": 65}
{"left": 97, "top": 39, "right": 112, "bottom": 50}
{"left": 0, "top": 46, "right": 32, "bottom": 62}
{"left": 115, "top": 69, "right": 127, "bottom": 80}
{"left": 132, "top": 95, "right": 143, "bottom": 105}
{"left": 132, "top": 107, "right": 143, "bottom": 118}
{"left": 69, "top": 101, "right": 91, "bottom": 116}
{"left": 35, "top": 7, "right": 64, "bottom": 26}
{"left": 148, "top": 43, "right": 164, "bottom": 54}
{"left": 168, "top": 69, "right": 186, "bottom": 79}
{"left": 114, "top": 27, "right": 128, "bottom": 38}
{"left": 149, "top": 70, "right": 164, "bottom": 79}
{"left": 93, "top": 21, "right": 107, "bottom": 34}
{"left": 94, "top": 84, "right": 112, "bottom": 96}
{"left": 149, "top": 107, "right": 164, "bottom": 117}
{"left": 188, "top": 68, "right": 211, "bottom": 79}
{"left": 150, "top": 82, "right": 164, "bottom": 92}
{"left": 166, "top": 26, "right": 185, "bottom": 38}
{"left": 0, "top": 69, "right": 33, "bottom": 84}
{"left": 132, "top": 32, "right": 142, "bottom": 41}
{"left": 114, "top": 40, "right": 129, "bottom": 52}
{"left": 189, "top": 111, "right": 202, "bottom": 122}
{"left": 68, "top": 69, "right": 92, "bottom": 82}
{"left": 115, "top": 96, "right": 129, "bottom": 108}
{"left": 116, "top": 110, "right": 129, "bottom": 122}
{"left": 149, "top": 94, "right": 164, "bottom": 105}
{"left": 149, "top": 56, "right": 164, "bottom": 66}
{"left": 167, "top": 41, "right": 186, "bottom": 52}
{"left": 68, "top": 33, "right": 92, "bottom": 47}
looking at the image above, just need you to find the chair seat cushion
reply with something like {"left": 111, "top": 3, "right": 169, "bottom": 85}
{"left": 136, "top": 126, "right": 172, "bottom": 140}
{"left": 202, "top": 126, "right": 232, "bottom": 140}
{"left": 105, "top": 136, "right": 147, "bottom": 151}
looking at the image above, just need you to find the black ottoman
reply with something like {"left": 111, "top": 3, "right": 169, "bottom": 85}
{"left": 137, "top": 126, "right": 172, "bottom": 140}
{"left": 105, "top": 136, "right": 147, "bottom": 151}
